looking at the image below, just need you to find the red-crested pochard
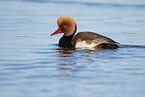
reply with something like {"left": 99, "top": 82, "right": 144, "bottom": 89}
{"left": 51, "top": 16, "right": 119, "bottom": 49}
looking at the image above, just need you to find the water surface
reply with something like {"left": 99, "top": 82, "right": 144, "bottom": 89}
{"left": 0, "top": 0, "right": 145, "bottom": 97}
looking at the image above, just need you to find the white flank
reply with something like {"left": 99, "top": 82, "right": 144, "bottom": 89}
{"left": 75, "top": 40, "right": 96, "bottom": 48}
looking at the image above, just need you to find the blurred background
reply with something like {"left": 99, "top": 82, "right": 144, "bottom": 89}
{"left": 0, "top": 0, "right": 145, "bottom": 97}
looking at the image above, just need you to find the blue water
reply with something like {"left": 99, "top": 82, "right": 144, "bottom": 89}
{"left": 0, "top": 0, "right": 145, "bottom": 97}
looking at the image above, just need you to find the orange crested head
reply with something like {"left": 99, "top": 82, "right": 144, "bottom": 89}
{"left": 51, "top": 16, "right": 76, "bottom": 36}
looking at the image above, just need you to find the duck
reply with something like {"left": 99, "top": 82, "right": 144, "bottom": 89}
{"left": 51, "top": 16, "right": 119, "bottom": 49}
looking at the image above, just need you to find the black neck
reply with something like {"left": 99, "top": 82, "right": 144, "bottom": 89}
{"left": 59, "top": 24, "right": 77, "bottom": 47}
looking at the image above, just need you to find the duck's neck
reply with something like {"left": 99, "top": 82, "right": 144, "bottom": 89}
{"left": 59, "top": 25, "right": 77, "bottom": 47}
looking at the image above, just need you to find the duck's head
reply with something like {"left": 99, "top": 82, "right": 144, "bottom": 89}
{"left": 51, "top": 16, "right": 76, "bottom": 36}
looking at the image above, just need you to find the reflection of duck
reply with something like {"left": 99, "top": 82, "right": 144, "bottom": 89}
{"left": 56, "top": 48, "right": 74, "bottom": 57}
{"left": 51, "top": 16, "right": 119, "bottom": 49}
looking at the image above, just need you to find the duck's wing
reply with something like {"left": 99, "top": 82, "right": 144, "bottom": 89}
{"left": 71, "top": 32, "right": 119, "bottom": 49}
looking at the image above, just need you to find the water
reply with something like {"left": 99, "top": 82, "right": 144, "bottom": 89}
{"left": 0, "top": 0, "right": 145, "bottom": 97}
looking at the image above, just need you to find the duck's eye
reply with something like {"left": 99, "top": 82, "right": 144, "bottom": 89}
{"left": 61, "top": 24, "right": 67, "bottom": 28}
{"left": 60, "top": 24, "right": 67, "bottom": 31}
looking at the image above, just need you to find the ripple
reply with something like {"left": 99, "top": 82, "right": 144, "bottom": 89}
{"left": 24, "top": 0, "right": 145, "bottom": 9}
